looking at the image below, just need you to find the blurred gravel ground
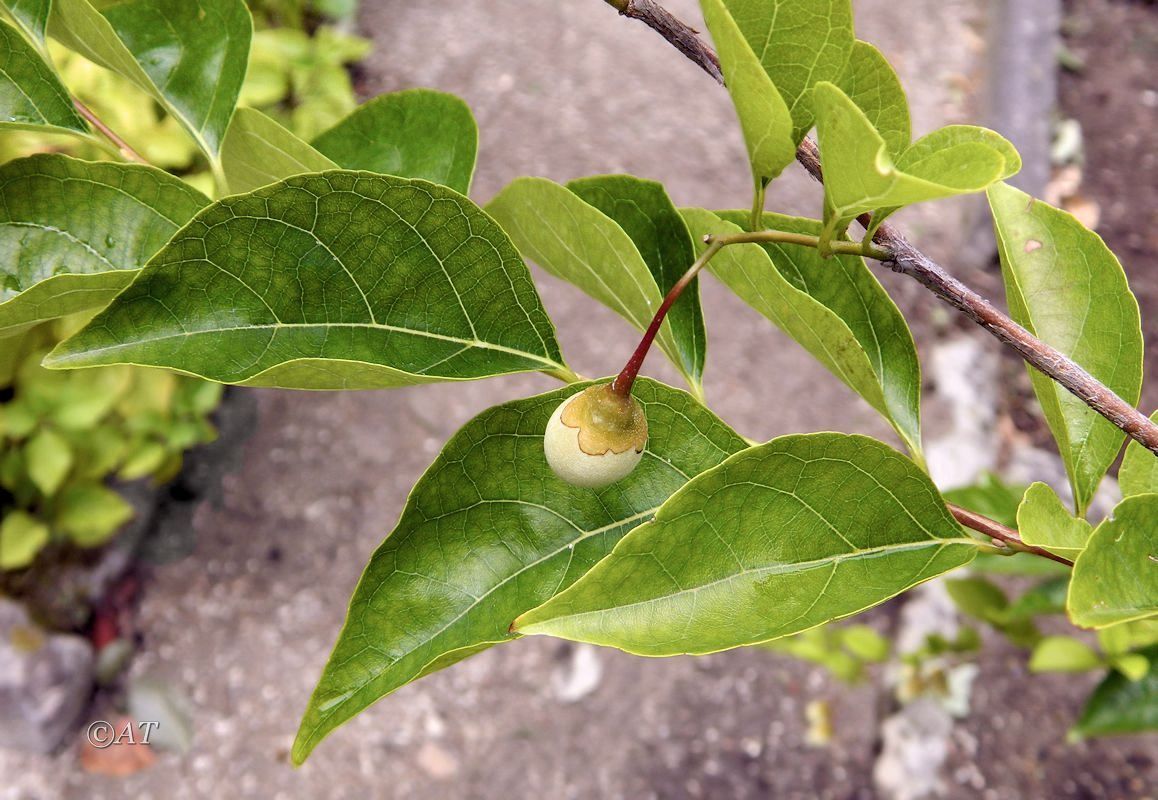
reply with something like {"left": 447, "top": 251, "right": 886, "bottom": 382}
{"left": 1, "top": 1, "right": 1154, "bottom": 798}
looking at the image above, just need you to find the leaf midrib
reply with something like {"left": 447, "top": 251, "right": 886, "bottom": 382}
{"left": 50, "top": 319, "right": 566, "bottom": 371}
{"left": 527, "top": 537, "right": 978, "bottom": 625}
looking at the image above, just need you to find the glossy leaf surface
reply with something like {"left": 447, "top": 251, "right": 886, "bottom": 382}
{"left": 989, "top": 181, "right": 1143, "bottom": 512}
{"left": 50, "top": 0, "right": 251, "bottom": 158}
{"left": 1016, "top": 482, "right": 1093, "bottom": 559}
{"left": 700, "top": 0, "right": 796, "bottom": 186}
{"left": 486, "top": 177, "right": 695, "bottom": 391}
{"left": 294, "top": 379, "right": 747, "bottom": 762}
{"left": 0, "top": 154, "right": 208, "bottom": 336}
{"left": 515, "top": 434, "right": 976, "bottom": 655}
{"left": 312, "top": 89, "right": 477, "bottom": 195}
{"left": 220, "top": 107, "right": 336, "bottom": 193}
{"left": 0, "top": 18, "right": 87, "bottom": 134}
{"left": 686, "top": 208, "right": 921, "bottom": 455}
{"left": 1068, "top": 495, "right": 1158, "bottom": 628}
{"left": 722, "top": 0, "right": 855, "bottom": 142}
{"left": 48, "top": 172, "right": 568, "bottom": 388}
{"left": 568, "top": 175, "right": 706, "bottom": 392}
{"left": 833, "top": 41, "right": 909, "bottom": 154}
{"left": 813, "top": 82, "right": 1016, "bottom": 242}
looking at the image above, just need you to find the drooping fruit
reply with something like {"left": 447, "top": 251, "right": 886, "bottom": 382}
{"left": 543, "top": 384, "right": 648, "bottom": 488}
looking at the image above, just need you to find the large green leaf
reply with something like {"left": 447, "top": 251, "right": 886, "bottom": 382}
{"left": 2, "top": 0, "right": 51, "bottom": 45}
{"left": 833, "top": 41, "right": 909, "bottom": 154}
{"left": 312, "top": 89, "right": 478, "bottom": 196}
{"left": 568, "top": 175, "right": 706, "bottom": 392}
{"left": 1016, "top": 482, "right": 1093, "bottom": 559}
{"left": 0, "top": 18, "right": 87, "bottom": 134}
{"left": 514, "top": 433, "right": 977, "bottom": 655}
{"left": 812, "top": 82, "right": 1014, "bottom": 244}
{"left": 989, "top": 182, "right": 1144, "bottom": 513}
{"left": 684, "top": 208, "right": 922, "bottom": 456}
{"left": 699, "top": 0, "right": 796, "bottom": 187}
{"left": 486, "top": 177, "right": 696, "bottom": 393}
{"left": 0, "top": 154, "right": 208, "bottom": 336}
{"left": 220, "top": 107, "right": 336, "bottom": 193}
{"left": 49, "top": 0, "right": 251, "bottom": 159}
{"left": 1120, "top": 411, "right": 1158, "bottom": 498}
{"left": 722, "top": 0, "right": 855, "bottom": 143}
{"left": 293, "top": 378, "right": 747, "bottom": 762}
{"left": 1068, "top": 494, "right": 1158, "bottom": 629}
{"left": 1071, "top": 645, "right": 1158, "bottom": 740}
{"left": 46, "top": 171, "right": 568, "bottom": 388}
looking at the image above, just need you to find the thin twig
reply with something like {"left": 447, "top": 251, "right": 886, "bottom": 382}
{"left": 603, "top": 0, "right": 723, "bottom": 83}
{"left": 600, "top": 0, "right": 1158, "bottom": 458}
{"left": 948, "top": 504, "right": 1074, "bottom": 567}
{"left": 72, "top": 99, "right": 149, "bottom": 165}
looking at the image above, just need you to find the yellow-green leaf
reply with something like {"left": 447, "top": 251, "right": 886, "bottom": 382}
{"left": 1017, "top": 482, "right": 1093, "bottom": 558}
{"left": 47, "top": 171, "right": 568, "bottom": 388}
{"left": 989, "top": 182, "right": 1143, "bottom": 513}
{"left": 1068, "top": 495, "right": 1158, "bottom": 628}
{"left": 515, "top": 434, "right": 977, "bottom": 655}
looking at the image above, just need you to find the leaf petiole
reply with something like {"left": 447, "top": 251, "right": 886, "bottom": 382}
{"left": 610, "top": 226, "right": 892, "bottom": 397}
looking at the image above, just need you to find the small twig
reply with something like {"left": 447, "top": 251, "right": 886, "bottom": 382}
{"left": 603, "top": 0, "right": 723, "bottom": 83}
{"left": 708, "top": 229, "right": 891, "bottom": 261}
{"left": 948, "top": 503, "right": 1074, "bottom": 567}
{"left": 72, "top": 99, "right": 149, "bottom": 165}
{"left": 599, "top": 0, "right": 1158, "bottom": 458}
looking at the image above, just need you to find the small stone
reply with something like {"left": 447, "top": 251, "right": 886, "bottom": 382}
{"left": 0, "top": 598, "right": 94, "bottom": 754}
{"left": 416, "top": 741, "right": 459, "bottom": 779}
{"left": 550, "top": 643, "right": 603, "bottom": 703}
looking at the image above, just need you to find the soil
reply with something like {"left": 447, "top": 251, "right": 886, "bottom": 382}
{"left": 1059, "top": 0, "right": 1158, "bottom": 413}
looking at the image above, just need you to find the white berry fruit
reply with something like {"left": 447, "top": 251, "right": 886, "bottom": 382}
{"left": 544, "top": 384, "right": 648, "bottom": 489}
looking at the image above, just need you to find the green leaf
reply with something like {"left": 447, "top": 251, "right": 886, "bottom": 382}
{"left": 1068, "top": 494, "right": 1158, "bottom": 628}
{"left": 699, "top": 0, "right": 796, "bottom": 186}
{"left": 989, "top": 182, "right": 1144, "bottom": 513}
{"left": 25, "top": 427, "right": 72, "bottom": 495}
{"left": 514, "top": 433, "right": 977, "bottom": 655}
{"left": 945, "top": 575, "right": 1040, "bottom": 647}
{"left": 1110, "top": 653, "right": 1150, "bottom": 682}
{"left": 841, "top": 624, "right": 890, "bottom": 662}
{"left": 1071, "top": 645, "right": 1158, "bottom": 740}
{"left": 1029, "top": 636, "right": 1103, "bottom": 673}
{"left": 685, "top": 208, "right": 922, "bottom": 455}
{"left": 0, "top": 510, "right": 49, "bottom": 569}
{"left": 0, "top": 154, "right": 208, "bottom": 336}
{"left": 568, "top": 175, "right": 706, "bottom": 392}
{"left": 486, "top": 176, "right": 694, "bottom": 392}
{"left": 54, "top": 482, "right": 133, "bottom": 545}
{"left": 945, "top": 576, "right": 1008, "bottom": 621}
{"left": 2, "top": 0, "right": 51, "bottom": 45}
{"left": 50, "top": 0, "right": 252, "bottom": 159}
{"left": 833, "top": 41, "right": 909, "bottom": 154}
{"left": 0, "top": 18, "right": 87, "bottom": 134}
{"left": 1016, "top": 482, "right": 1093, "bottom": 558}
{"left": 220, "top": 107, "right": 336, "bottom": 194}
{"left": 312, "top": 90, "right": 478, "bottom": 196}
{"left": 721, "top": 0, "right": 855, "bottom": 143}
{"left": 813, "top": 83, "right": 1014, "bottom": 243}
{"left": 1098, "top": 619, "right": 1158, "bottom": 656}
{"left": 48, "top": 172, "right": 569, "bottom": 388}
{"left": 942, "top": 472, "right": 1023, "bottom": 528}
{"left": 294, "top": 378, "right": 747, "bottom": 763}
{"left": 1120, "top": 412, "right": 1158, "bottom": 498}
{"left": 1007, "top": 577, "right": 1068, "bottom": 619}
